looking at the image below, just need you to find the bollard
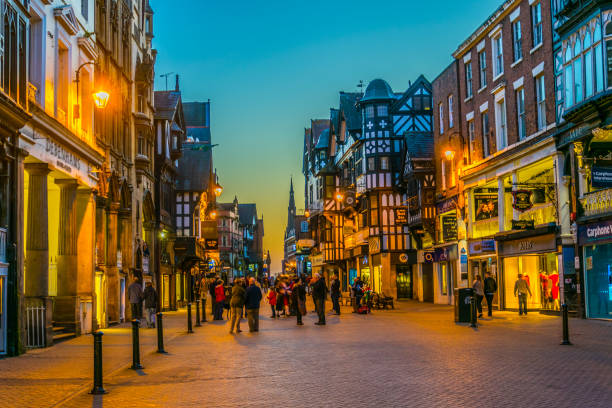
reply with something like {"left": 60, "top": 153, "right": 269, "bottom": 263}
{"left": 195, "top": 299, "right": 201, "bottom": 327}
{"left": 156, "top": 312, "right": 167, "bottom": 354}
{"left": 561, "top": 303, "right": 572, "bottom": 345}
{"left": 90, "top": 331, "right": 106, "bottom": 395}
{"left": 470, "top": 297, "right": 477, "bottom": 328}
{"left": 131, "top": 319, "right": 143, "bottom": 370}
{"left": 187, "top": 303, "right": 193, "bottom": 333}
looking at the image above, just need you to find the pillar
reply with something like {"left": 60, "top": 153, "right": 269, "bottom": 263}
{"left": 106, "top": 202, "right": 119, "bottom": 323}
{"left": 76, "top": 188, "right": 95, "bottom": 334}
{"left": 94, "top": 195, "right": 107, "bottom": 329}
{"left": 119, "top": 209, "right": 133, "bottom": 320}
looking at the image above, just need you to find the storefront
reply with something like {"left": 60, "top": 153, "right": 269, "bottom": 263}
{"left": 467, "top": 239, "right": 498, "bottom": 304}
{"left": 580, "top": 220, "right": 612, "bottom": 319}
{"left": 433, "top": 245, "right": 457, "bottom": 305}
{"left": 497, "top": 231, "right": 560, "bottom": 312}
{"left": 394, "top": 251, "right": 416, "bottom": 299}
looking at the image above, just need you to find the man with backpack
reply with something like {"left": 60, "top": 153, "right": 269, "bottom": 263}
{"left": 483, "top": 272, "right": 498, "bottom": 317}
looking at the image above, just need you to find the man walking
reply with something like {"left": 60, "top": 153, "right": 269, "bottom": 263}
{"left": 128, "top": 276, "right": 143, "bottom": 323}
{"left": 483, "top": 272, "right": 497, "bottom": 317}
{"left": 143, "top": 281, "right": 157, "bottom": 328}
{"left": 200, "top": 275, "right": 209, "bottom": 322}
{"left": 330, "top": 274, "right": 341, "bottom": 315}
{"left": 311, "top": 273, "right": 328, "bottom": 325}
{"left": 244, "top": 278, "right": 262, "bottom": 332}
{"left": 514, "top": 273, "right": 532, "bottom": 316}
{"left": 229, "top": 279, "right": 246, "bottom": 334}
{"left": 351, "top": 277, "right": 363, "bottom": 313}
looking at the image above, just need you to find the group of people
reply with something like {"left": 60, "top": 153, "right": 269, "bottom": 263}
{"left": 472, "top": 272, "right": 538, "bottom": 317}
{"left": 127, "top": 276, "right": 159, "bottom": 328}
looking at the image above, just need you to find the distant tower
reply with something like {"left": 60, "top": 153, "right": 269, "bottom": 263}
{"left": 287, "top": 177, "right": 296, "bottom": 233}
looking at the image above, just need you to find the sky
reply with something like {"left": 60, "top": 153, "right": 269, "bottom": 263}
{"left": 150, "top": 0, "right": 500, "bottom": 273}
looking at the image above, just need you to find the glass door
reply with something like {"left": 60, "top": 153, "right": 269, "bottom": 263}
{"left": 396, "top": 265, "right": 412, "bottom": 299}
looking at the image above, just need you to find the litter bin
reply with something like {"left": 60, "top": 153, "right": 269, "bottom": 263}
{"left": 454, "top": 288, "right": 474, "bottom": 323}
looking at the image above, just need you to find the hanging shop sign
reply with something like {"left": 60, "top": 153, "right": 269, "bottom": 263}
{"left": 498, "top": 234, "right": 557, "bottom": 257}
{"left": 419, "top": 250, "right": 434, "bottom": 263}
{"left": 441, "top": 215, "right": 458, "bottom": 242}
{"left": 436, "top": 196, "right": 458, "bottom": 214}
{"left": 392, "top": 252, "right": 416, "bottom": 264}
{"left": 395, "top": 207, "right": 408, "bottom": 224}
{"left": 512, "top": 190, "right": 533, "bottom": 212}
{"left": 591, "top": 166, "right": 612, "bottom": 188}
{"left": 578, "top": 220, "right": 612, "bottom": 245}
{"left": 468, "top": 239, "right": 496, "bottom": 255}
{"left": 205, "top": 239, "right": 218, "bottom": 250}
{"left": 512, "top": 219, "right": 535, "bottom": 230}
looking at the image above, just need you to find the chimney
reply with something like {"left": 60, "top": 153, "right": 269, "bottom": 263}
{"left": 175, "top": 74, "right": 179, "bottom": 91}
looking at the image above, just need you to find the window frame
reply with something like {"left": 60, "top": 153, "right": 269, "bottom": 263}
{"left": 512, "top": 19, "right": 523, "bottom": 62}
{"left": 479, "top": 51, "right": 488, "bottom": 89}
{"left": 536, "top": 75, "right": 546, "bottom": 131}
{"left": 531, "top": 2, "right": 543, "bottom": 48}
{"left": 438, "top": 103, "right": 444, "bottom": 134}
{"left": 516, "top": 87, "right": 526, "bottom": 140}
{"left": 493, "top": 32, "right": 504, "bottom": 77}
{"left": 465, "top": 61, "right": 473, "bottom": 98}
{"left": 448, "top": 95, "right": 454, "bottom": 128}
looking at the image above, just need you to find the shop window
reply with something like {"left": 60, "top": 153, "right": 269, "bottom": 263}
{"left": 584, "top": 244, "right": 612, "bottom": 319}
{"left": 503, "top": 254, "right": 558, "bottom": 311}
{"left": 472, "top": 187, "right": 499, "bottom": 238}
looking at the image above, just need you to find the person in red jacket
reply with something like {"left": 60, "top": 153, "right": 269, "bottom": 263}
{"left": 266, "top": 288, "right": 277, "bottom": 318}
{"left": 214, "top": 279, "right": 226, "bottom": 320}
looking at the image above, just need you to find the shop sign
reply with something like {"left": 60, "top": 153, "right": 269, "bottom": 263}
{"left": 436, "top": 196, "right": 458, "bottom": 214}
{"left": 205, "top": 239, "right": 218, "bottom": 250}
{"left": 591, "top": 166, "right": 612, "bottom": 188}
{"left": 311, "top": 254, "right": 324, "bottom": 267}
{"left": 441, "top": 215, "right": 458, "bottom": 242}
{"left": 201, "top": 220, "right": 217, "bottom": 239}
{"left": 512, "top": 190, "right": 533, "bottom": 212}
{"left": 498, "top": 234, "right": 557, "bottom": 257}
{"left": 469, "top": 239, "right": 496, "bottom": 255}
{"left": 419, "top": 250, "right": 434, "bottom": 263}
{"left": 395, "top": 207, "right": 408, "bottom": 224}
{"left": 434, "top": 245, "right": 457, "bottom": 262}
{"left": 392, "top": 252, "right": 416, "bottom": 264}
{"left": 45, "top": 138, "right": 81, "bottom": 172}
{"left": 512, "top": 219, "right": 535, "bottom": 230}
{"left": 474, "top": 195, "right": 498, "bottom": 221}
{"left": 578, "top": 220, "right": 612, "bottom": 245}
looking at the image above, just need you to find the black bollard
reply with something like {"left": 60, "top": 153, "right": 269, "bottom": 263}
{"left": 187, "top": 303, "right": 193, "bottom": 333}
{"left": 131, "top": 319, "right": 143, "bottom": 369}
{"left": 470, "top": 297, "right": 477, "bottom": 328}
{"left": 195, "top": 299, "right": 201, "bottom": 327}
{"left": 561, "top": 303, "right": 572, "bottom": 345}
{"left": 90, "top": 331, "right": 106, "bottom": 395}
{"left": 156, "top": 312, "right": 167, "bottom": 354}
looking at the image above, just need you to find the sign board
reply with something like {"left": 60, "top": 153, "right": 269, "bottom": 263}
{"left": 441, "top": 215, "right": 458, "bottom": 242}
{"left": 205, "top": 239, "right": 218, "bottom": 250}
{"left": 469, "top": 239, "right": 496, "bottom": 255}
{"left": 201, "top": 220, "right": 218, "bottom": 239}
{"left": 395, "top": 208, "right": 408, "bottom": 224}
{"left": 591, "top": 166, "right": 612, "bottom": 188}
{"left": 512, "top": 190, "right": 533, "bottom": 212}
{"left": 578, "top": 220, "right": 612, "bottom": 245}
{"left": 434, "top": 245, "right": 458, "bottom": 262}
{"left": 474, "top": 196, "right": 498, "bottom": 221}
{"left": 436, "top": 196, "right": 458, "bottom": 214}
{"left": 498, "top": 234, "right": 557, "bottom": 257}
{"left": 418, "top": 250, "right": 435, "bottom": 263}
{"left": 512, "top": 219, "right": 535, "bottom": 230}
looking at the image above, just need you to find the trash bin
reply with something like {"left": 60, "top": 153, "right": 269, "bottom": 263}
{"left": 454, "top": 288, "right": 474, "bottom": 323}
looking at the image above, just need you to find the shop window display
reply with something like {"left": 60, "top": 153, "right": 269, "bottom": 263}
{"left": 585, "top": 244, "right": 612, "bottom": 319}
{"left": 503, "top": 253, "right": 559, "bottom": 310}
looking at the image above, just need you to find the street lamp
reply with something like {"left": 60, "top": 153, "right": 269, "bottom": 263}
{"left": 74, "top": 61, "right": 110, "bottom": 118}
{"left": 214, "top": 184, "right": 223, "bottom": 197}
{"left": 444, "top": 149, "right": 456, "bottom": 161}
{"left": 335, "top": 192, "right": 344, "bottom": 202}
{"left": 304, "top": 209, "right": 310, "bottom": 218}
{"left": 93, "top": 91, "right": 110, "bottom": 109}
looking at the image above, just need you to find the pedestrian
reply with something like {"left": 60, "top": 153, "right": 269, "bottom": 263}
{"left": 209, "top": 277, "right": 216, "bottom": 320}
{"left": 514, "top": 273, "right": 532, "bottom": 316}
{"left": 330, "top": 274, "right": 341, "bottom": 315}
{"left": 292, "top": 277, "right": 307, "bottom": 326}
{"left": 127, "top": 276, "right": 143, "bottom": 323}
{"left": 275, "top": 283, "right": 284, "bottom": 317}
{"left": 143, "top": 281, "right": 157, "bottom": 328}
{"left": 200, "top": 275, "right": 209, "bottom": 322}
{"left": 245, "top": 277, "right": 263, "bottom": 332}
{"left": 472, "top": 275, "right": 484, "bottom": 318}
{"left": 483, "top": 272, "right": 497, "bottom": 317}
{"left": 214, "top": 279, "right": 226, "bottom": 320}
{"left": 266, "top": 287, "right": 277, "bottom": 318}
{"left": 351, "top": 278, "right": 363, "bottom": 313}
{"left": 311, "top": 273, "right": 328, "bottom": 325}
{"left": 229, "top": 279, "right": 246, "bottom": 334}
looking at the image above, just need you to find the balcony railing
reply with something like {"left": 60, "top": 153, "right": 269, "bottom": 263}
{"left": 580, "top": 188, "right": 612, "bottom": 218}
{"left": 0, "top": 227, "right": 6, "bottom": 263}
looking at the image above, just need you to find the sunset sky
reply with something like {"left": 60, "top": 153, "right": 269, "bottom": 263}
{"left": 150, "top": 0, "right": 499, "bottom": 272}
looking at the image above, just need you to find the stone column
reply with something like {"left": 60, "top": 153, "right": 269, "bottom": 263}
{"left": 24, "top": 163, "right": 50, "bottom": 298}
{"left": 119, "top": 209, "right": 133, "bottom": 319}
{"left": 76, "top": 188, "right": 95, "bottom": 334}
{"left": 54, "top": 179, "right": 79, "bottom": 332}
{"left": 106, "top": 202, "right": 120, "bottom": 323}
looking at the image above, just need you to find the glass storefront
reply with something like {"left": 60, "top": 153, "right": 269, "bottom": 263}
{"left": 502, "top": 253, "right": 559, "bottom": 310}
{"left": 396, "top": 265, "right": 412, "bottom": 298}
{"left": 585, "top": 243, "right": 612, "bottom": 319}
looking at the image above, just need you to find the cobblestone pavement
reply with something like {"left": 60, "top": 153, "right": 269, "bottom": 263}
{"left": 2, "top": 300, "right": 611, "bottom": 408}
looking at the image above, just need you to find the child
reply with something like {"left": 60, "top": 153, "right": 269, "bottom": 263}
{"left": 267, "top": 288, "right": 277, "bottom": 318}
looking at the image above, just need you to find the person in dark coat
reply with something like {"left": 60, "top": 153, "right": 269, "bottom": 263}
{"left": 291, "top": 278, "right": 307, "bottom": 325}
{"left": 330, "top": 274, "right": 341, "bottom": 315}
{"left": 311, "top": 273, "right": 328, "bottom": 325}
{"left": 143, "top": 281, "right": 157, "bottom": 328}
{"left": 244, "top": 278, "right": 263, "bottom": 332}
{"left": 352, "top": 278, "right": 363, "bottom": 313}
{"left": 127, "top": 276, "right": 143, "bottom": 323}
{"left": 229, "top": 279, "right": 246, "bottom": 334}
{"left": 483, "top": 272, "right": 498, "bottom": 317}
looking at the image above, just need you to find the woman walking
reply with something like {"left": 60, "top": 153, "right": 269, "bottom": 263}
{"left": 214, "top": 279, "right": 226, "bottom": 320}
{"left": 266, "top": 287, "right": 277, "bottom": 318}
{"left": 229, "top": 279, "right": 246, "bottom": 334}
{"left": 472, "top": 275, "right": 484, "bottom": 318}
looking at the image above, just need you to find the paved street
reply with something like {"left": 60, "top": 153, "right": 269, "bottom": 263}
{"left": 1, "top": 300, "right": 611, "bottom": 408}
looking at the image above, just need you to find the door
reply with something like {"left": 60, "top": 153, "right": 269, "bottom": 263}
{"left": 396, "top": 265, "right": 412, "bottom": 299}
{"left": 422, "top": 263, "right": 434, "bottom": 302}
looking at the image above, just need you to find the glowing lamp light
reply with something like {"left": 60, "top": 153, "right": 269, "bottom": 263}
{"left": 160, "top": 231, "right": 166, "bottom": 239}
{"left": 304, "top": 209, "right": 310, "bottom": 218}
{"left": 444, "top": 150, "right": 456, "bottom": 161}
{"left": 335, "top": 192, "right": 344, "bottom": 202}
{"left": 93, "top": 91, "right": 110, "bottom": 109}
{"left": 214, "top": 185, "right": 223, "bottom": 197}
{"left": 210, "top": 210, "right": 217, "bottom": 220}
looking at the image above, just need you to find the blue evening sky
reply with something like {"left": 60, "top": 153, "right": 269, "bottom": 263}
{"left": 150, "top": 0, "right": 499, "bottom": 272}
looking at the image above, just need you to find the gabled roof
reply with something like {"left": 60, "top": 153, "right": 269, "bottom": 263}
{"left": 154, "top": 91, "right": 181, "bottom": 120}
{"left": 391, "top": 75, "right": 432, "bottom": 112}
{"left": 311, "top": 119, "right": 330, "bottom": 149}
{"left": 315, "top": 129, "right": 330, "bottom": 149}
{"left": 405, "top": 133, "right": 434, "bottom": 160}
{"left": 339, "top": 92, "right": 362, "bottom": 131}
{"left": 176, "top": 146, "right": 212, "bottom": 191}
{"left": 238, "top": 204, "right": 258, "bottom": 226}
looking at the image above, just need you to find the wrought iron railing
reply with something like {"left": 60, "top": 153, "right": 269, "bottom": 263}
{"left": 25, "top": 300, "right": 46, "bottom": 348}
{"left": 580, "top": 188, "right": 612, "bottom": 218}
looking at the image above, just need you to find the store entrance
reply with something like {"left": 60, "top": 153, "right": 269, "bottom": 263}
{"left": 503, "top": 253, "right": 559, "bottom": 311}
{"left": 422, "top": 263, "right": 434, "bottom": 302}
{"left": 396, "top": 265, "right": 412, "bottom": 299}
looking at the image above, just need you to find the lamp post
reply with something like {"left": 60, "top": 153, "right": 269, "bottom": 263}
{"left": 74, "top": 61, "right": 110, "bottom": 119}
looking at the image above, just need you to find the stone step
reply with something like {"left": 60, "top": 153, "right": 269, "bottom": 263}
{"left": 52, "top": 326, "right": 66, "bottom": 333}
{"left": 52, "top": 332, "right": 76, "bottom": 343}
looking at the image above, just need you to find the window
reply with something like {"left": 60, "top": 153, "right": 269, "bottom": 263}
{"left": 365, "top": 105, "right": 374, "bottom": 119}
{"left": 536, "top": 75, "right": 546, "bottom": 130}
{"left": 482, "top": 112, "right": 490, "bottom": 157}
{"left": 137, "top": 133, "right": 145, "bottom": 155}
{"left": 81, "top": 0, "right": 89, "bottom": 21}
{"left": 532, "top": 2, "right": 542, "bottom": 48}
{"left": 468, "top": 120, "right": 475, "bottom": 162}
{"left": 376, "top": 104, "right": 388, "bottom": 116}
{"left": 448, "top": 95, "right": 454, "bottom": 128}
{"left": 595, "top": 25, "right": 604, "bottom": 92}
{"left": 606, "top": 23, "right": 612, "bottom": 88}
{"left": 29, "top": 16, "right": 44, "bottom": 106}
{"left": 465, "top": 61, "right": 473, "bottom": 98}
{"left": 438, "top": 103, "right": 444, "bottom": 134}
{"left": 565, "top": 46, "right": 573, "bottom": 107}
{"left": 585, "top": 44, "right": 593, "bottom": 98}
{"left": 512, "top": 20, "right": 522, "bottom": 62}
{"left": 493, "top": 33, "right": 504, "bottom": 77}
{"left": 479, "top": 51, "right": 487, "bottom": 88}
{"left": 367, "top": 157, "right": 376, "bottom": 171}
{"left": 516, "top": 88, "right": 526, "bottom": 140}
{"left": 495, "top": 98, "right": 507, "bottom": 150}
{"left": 380, "top": 156, "right": 389, "bottom": 170}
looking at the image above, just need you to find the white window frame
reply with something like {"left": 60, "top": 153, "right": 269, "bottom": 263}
{"left": 512, "top": 20, "right": 522, "bottom": 62}
{"left": 465, "top": 61, "right": 473, "bottom": 98}
{"left": 438, "top": 103, "right": 444, "bottom": 134}
{"left": 495, "top": 97, "right": 507, "bottom": 150}
{"left": 479, "top": 51, "right": 488, "bottom": 89}
{"left": 531, "top": 2, "right": 542, "bottom": 48}
{"left": 536, "top": 75, "right": 546, "bottom": 130}
{"left": 468, "top": 119, "right": 475, "bottom": 161}
{"left": 516, "top": 87, "right": 526, "bottom": 140}
{"left": 448, "top": 95, "right": 454, "bottom": 128}
{"left": 493, "top": 32, "right": 504, "bottom": 78}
